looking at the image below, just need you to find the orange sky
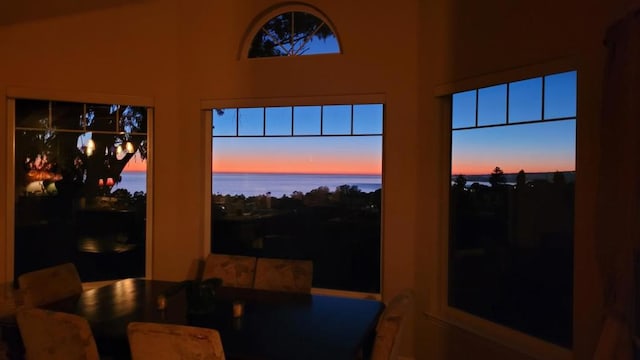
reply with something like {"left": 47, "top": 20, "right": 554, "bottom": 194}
{"left": 213, "top": 155, "right": 381, "bottom": 175}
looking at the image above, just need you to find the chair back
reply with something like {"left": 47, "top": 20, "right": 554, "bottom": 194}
{"left": 371, "top": 289, "right": 415, "bottom": 360}
{"left": 253, "top": 258, "right": 313, "bottom": 293}
{"left": 18, "top": 263, "right": 82, "bottom": 307}
{"left": 16, "top": 307, "right": 99, "bottom": 360}
{"left": 128, "top": 322, "right": 225, "bottom": 360}
{"left": 202, "top": 254, "right": 257, "bottom": 288}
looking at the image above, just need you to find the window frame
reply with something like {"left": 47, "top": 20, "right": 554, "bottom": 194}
{"left": 201, "top": 94, "right": 385, "bottom": 300}
{"left": 3, "top": 87, "right": 155, "bottom": 283}
{"left": 431, "top": 59, "right": 578, "bottom": 360}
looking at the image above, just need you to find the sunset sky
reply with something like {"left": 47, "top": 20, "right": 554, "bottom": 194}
{"left": 451, "top": 71, "right": 576, "bottom": 175}
{"left": 125, "top": 71, "right": 576, "bottom": 177}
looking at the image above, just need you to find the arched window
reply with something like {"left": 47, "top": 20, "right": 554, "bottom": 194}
{"left": 246, "top": 6, "right": 340, "bottom": 58}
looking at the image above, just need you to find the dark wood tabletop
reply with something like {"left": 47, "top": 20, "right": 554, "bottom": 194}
{"left": 1, "top": 278, "right": 384, "bottom": 360}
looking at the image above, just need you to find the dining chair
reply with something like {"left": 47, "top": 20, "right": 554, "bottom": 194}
{"left": 17, "top": 262, "right": 83, "bottom": 307}
{"left": 127, "top": 322, "right": 225, "bottom": 360}
{"left": 16, "top": 307, "right": 99, "bottom": 360}
{"left": 202, "top": 253, "right": 257, "bottom": 288}
{"left": 1, "top": 285, "right": 23, "bottom": 360}
{"left": 370, "top": 289, "right": 415, "bottom": 360}
{"left": 253, "top": 257, "right": 313, "bottom": 293}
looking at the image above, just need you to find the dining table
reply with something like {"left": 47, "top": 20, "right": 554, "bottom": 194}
{"left": 0, "top": 278, "right": 384, "bottom": 360}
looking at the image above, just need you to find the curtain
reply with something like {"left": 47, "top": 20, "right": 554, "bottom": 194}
{"left": 594, "top": 8, "right": 640, "bottom": 360}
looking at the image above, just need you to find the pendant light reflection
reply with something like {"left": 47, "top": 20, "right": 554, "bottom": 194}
{"left": 125, "top": 141, "right": 135, "bottom": 154}
{"left": 86, "top": 139, "right": 96, "bottom": 157}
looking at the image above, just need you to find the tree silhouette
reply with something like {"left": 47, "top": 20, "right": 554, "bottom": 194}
{"left": 489, "top": 166, "right": 506, "bottom": 187}
{"left": 454, "top": 174, "right": 467, "bottom": 189}
{"left": 516, "top": 169, "right": 526, "bottom": 188}
{"left": 16, "top": 101, "right": 147, "bottom": 199}
{"left": 553, "top": 171, "right": 566, "bottom": 185}
{"left": 249, "top": 11, "right": 335, "bottom": 58}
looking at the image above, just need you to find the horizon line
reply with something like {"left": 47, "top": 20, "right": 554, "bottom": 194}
{"left": 123, "top": 170, "right": 382, "bottom": 176}
{"left": 452, "top": 169, "right": 576, "bottom": 176}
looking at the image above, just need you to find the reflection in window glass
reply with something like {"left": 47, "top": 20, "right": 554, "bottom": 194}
{"left": 353, "top": 104, "right": 383, "bottom": 134}
{"left": 15, "top": 99, "right": 49, "bottom": 129}
{"left": 452, "top": 91, "right": 476, "bottom": 129}
{"left": 544, "top": 71, "right": 577, "bottom": 119}
{"left": 478, "top": 84, "right": 507, "bottom": 126}
{"left": 238, "top": 108, "right": 264, "bottom": 136}
{"left": 86, "top": 104, "right": 117, "bottom": 132}
{"left": 509, "top": 77, "right": 543, "bottom": 123}
{"left": 322, "top": 105, "right": 351, "bottom": 135}
{"left": 294, "top": 106, "right": 321, "bottom": 135}
{"left": 213, "top": 108, "right": 237, "bottom": 136}
{"left": 266, "top": 107, "right": 292, "bottom": 136}
{"left": 14, "top": 99, "right": 148, "bottom": 284}
{"left": 52, "top": 101, "right": 84, "bottom": 130}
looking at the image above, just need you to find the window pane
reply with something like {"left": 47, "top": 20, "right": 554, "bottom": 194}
{"left": 353, "top": 104, "right": 383, "bottom": 135}
{"left": 478, "top": 84, "right": 507, "bottom": 126}
{"left": 15, "top": 99, "right": 49, "bottom": 129}
{"left": 322, "top": 105, "right": 351, "bottom": 135}
{"left": 86, "top": 104, "right": 117, "bottom": 132}
{"left": 52, "top": 101, "right": 84, "bottom": 130}
{"left": 266, "top": 107, "right": 292, "bottom": 136}
{"left": 544, "top": 71, "right": 577, "bottom": 119}
{"left": 293, "top": 106, "right": 321, "bottom": 135}
{"left": 452, "top": 90, "right": 476, "bottom": 129}
{"left": 248, "top": 11, "right": 340, "bottom": 58}
{"left": 238, "top": 108, "right": 264, "bottom": 136}
{"left": 211, "top": 103, "right": 383, "bottom": 294}
{"left": 120, "top": 105, "right": 147, "bottom": 134}
{"left": 450, "top": 75, "right": 575, "bottom": 348}
{"left": 14, "top": 100, "right": 148, "bottom": 284}
{"left": 304, "top": 33, "right": 340, "bottom": 55}
{"left": 509, "top": 78, "right": 543, "bottom": 123}
{"left": 213, "top": 108, "right": 237, "bottom": 136}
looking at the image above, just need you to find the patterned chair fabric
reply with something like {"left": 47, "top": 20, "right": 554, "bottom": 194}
{"left": 16, "top": 307, "right": 99, "bottom": 360}
{"left": 128, "top": 322, "right": 225, "bottom": 360}
{"left": 18, "top": 263, "right": 83, "bottom": 307}
{"left": 370, "top": 289, "right": 415, "bottom": 360}
{"left": 253, "top": 258, "right": 313, "bottom": 293}
{"left": 202, "top": 254, "right": 257, "bottom": 288}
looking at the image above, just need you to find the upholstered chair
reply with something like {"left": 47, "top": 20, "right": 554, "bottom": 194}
{"left": 16, "top": 307, "right": 99, "bottom": 360}
{"left": 0, "top": 285, "right": 23, "bottom": 360}
{"left": 18, "top": 263, "right": 83, "bottom": 307}
{"left": 253, "top": 258, "right": 313, "bottom": 293}
{"left": 370, "top": 289, "right": 415, "bottom": 360}
{"left": 128, "top": 322, "right": 225, "bottom": 360}
{"left": 202, "top": 254, "right": 257, "bottom": 288}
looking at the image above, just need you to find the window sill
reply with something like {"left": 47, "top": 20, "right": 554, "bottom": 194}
{"left": 423, "top": 310, "right": 572, "bottom": 360}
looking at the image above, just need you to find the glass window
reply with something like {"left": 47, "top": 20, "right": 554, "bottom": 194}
{"left": 449, "top": 71, "right": 576, "bottom": 348}
{"left": 14, "top": 99, "right": 149, "bottom": 283}
{"left": 266, "top": 107, "right": 293, "bottom": 136}
{"left": 210, "top": 103, "right": 383, "bottom": 293}
{"left": 248, "top": 11, "right": 340, "bottom": 58}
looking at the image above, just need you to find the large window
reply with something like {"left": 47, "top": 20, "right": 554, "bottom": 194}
{"left": 448, "top": 71, "right": 576, "bottom": 347}
{"left": 210, "top": 103, "right": 383, "bottom": 293}
{"left": 13, "top": 99, "right": 149, "bottom": 282}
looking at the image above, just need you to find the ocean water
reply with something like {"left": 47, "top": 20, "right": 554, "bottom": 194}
{"left": 113, "top": 172, "right": 381, "bottom": 197}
